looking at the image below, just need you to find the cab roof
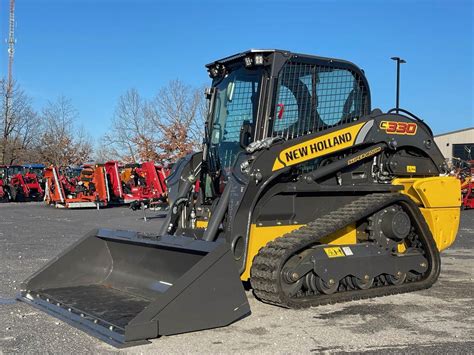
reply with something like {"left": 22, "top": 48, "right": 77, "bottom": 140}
{"left": 205, "top": 49, "right": 365, "bottom": 75}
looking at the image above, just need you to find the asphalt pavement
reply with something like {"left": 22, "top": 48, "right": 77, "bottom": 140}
{"left": 0, "top": 203, "right": 472, "bottom": 354}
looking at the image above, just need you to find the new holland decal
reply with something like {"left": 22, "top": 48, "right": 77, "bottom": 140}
{"left": 272, "top": 123, "right": 365, "bottom": 171}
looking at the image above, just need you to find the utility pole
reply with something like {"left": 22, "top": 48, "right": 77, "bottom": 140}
{"left": 2, "top": 0, "right": 15, "bottom": 164}
{"left": 7, "top": 0, "right": 15, "bottom": 93}
{"left": 390, "top": 57, "right": 406, "bottom": 113}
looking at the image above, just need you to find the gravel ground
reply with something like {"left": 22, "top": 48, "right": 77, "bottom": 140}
{"left": 0, "top": 203, "right": 472, "bottom": 354}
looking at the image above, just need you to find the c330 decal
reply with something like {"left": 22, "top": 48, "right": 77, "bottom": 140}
{"left": 380, "top": 121, "right": 417, "bottom": 135}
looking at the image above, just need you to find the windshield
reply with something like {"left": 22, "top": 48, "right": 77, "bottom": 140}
{"left": 26, "top": 168, "right": 43, "bottom": 177}
{"left": 8, "top": 166, "right": 24, "bottom": 176}
{"left": 209, "top": 67, "right": 262, "bottom": 169}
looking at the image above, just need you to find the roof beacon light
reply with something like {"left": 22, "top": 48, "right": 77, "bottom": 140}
{"left": 209, "top": 67, "right": 219, "bottom": 78}
{"left": 254, "top": 54, "right": 264, "bottom": 65}
{"left": 244, "top": 56, "right": 253, "bottom": 67}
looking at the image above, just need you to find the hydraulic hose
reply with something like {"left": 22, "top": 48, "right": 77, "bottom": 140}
{"left": 158, "top": 178, "right": 194, "bottom": 235}
{"left": 202, "top": 181, "right": 231, "bottom": 242}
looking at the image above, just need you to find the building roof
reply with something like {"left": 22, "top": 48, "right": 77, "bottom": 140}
{"left": 434, "top": 127, "right": 474, "bottom": 138}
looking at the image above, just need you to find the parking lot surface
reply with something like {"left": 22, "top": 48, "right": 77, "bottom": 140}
{"left": 0, "top": 203, "right": 472, "bottom": 354}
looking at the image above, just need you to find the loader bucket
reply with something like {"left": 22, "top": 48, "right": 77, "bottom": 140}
{"left": 18, "top": 229, "right": 250, "bottom": 347}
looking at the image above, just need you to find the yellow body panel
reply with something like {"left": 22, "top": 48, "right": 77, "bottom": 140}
{"left": 241, "top": 224, "right": 301, "bottom": 280}
{"left": 320, "top": 224, "right": 356, "bottom": 245}
{"left": 413, "top": 177, "right": 461, "bottom": 207}
{"left": 393, "top": 176, "right": 461, "bottom": 208}
{"left": 391, "top": 178, "right": 423, "bottom": 205}
{"left": 420, "top": 208, "right": 460, "bottom": 251}
{"left": 393, "top": 176, "right": 461, "bottom": 251}
{"left": 240, "top": 223, "right": 357, "bottom": 281}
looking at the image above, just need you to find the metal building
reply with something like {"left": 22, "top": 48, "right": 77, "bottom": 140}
{"left": 434, "top": 127, "right": 474, "bottom": 161}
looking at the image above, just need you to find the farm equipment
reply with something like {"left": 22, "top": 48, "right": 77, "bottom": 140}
{"left": 60, "top": 166, "right": 82, "bottom": 182}
{"left": 44, "top": 166, "right": 75, "bottom": 205}
{"left": 44, "top": 165, "right": 109, "bottom": 208}
{"left": 44, "top": 161, "right": 168, "bottom": 209}
{"left": 458, "top": 160, "right": 474, "bottom": 209}
{"left": 103, "top": 161, "right": 124, "bottom": 201}
{"left": 122, "top": 161, "right": 169, "bottom": 208}
{"left": 23, "top": 164, "right": 46, "bottom": 190}
{"left": 0, "top": 165, "right": 9, "bottom": 202}
{"left": 44, "top": 166, "right": 83, "bottom": 205}
{"left": 103, "top": 160, "right": 169, "bottom": 207}
{"left": 5, "top": 165, "right": 44, "bottom": 201}
{"left": 20, "top": 50, "right": 461, "bottom": 346}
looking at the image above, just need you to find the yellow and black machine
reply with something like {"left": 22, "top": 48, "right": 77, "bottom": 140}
{"left": 19, "top": 50, "right": 461, "bottom": 346}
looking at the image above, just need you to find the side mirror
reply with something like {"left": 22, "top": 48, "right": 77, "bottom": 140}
{"left": 240, "top": 120, "right": 253, "bottom": 149}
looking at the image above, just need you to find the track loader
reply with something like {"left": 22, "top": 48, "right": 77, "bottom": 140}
{"left": 19, "top": 50, "right": 461, "bottom": 347}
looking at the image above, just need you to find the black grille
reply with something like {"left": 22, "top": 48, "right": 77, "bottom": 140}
{"left": 271, "top": 61, "right": 369, "bottom": 139}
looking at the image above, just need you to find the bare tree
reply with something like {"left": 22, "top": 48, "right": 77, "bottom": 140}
{"left": 0, "top": 79, "right": 41, "bottom": 164}
{"left": 94, "top": 140, "right": 120, "bottom": 163}
{"left": 103, "top": 89, "right": 159, "bottom": 162}
{"left": 38, "top": 96, "right": 93, "bottom": 166}
{"left": 150, "top": 80, "right": 205, "bottom": 162}
{"left": 104, "top": 81, "right": 205, "bottom": 163}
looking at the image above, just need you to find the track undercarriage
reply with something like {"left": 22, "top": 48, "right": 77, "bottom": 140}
{"left": 251, "top": 193, "right": 440, "bottom": 308}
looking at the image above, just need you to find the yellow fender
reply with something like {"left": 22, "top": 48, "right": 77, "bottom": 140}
{"left": 393, "top": 176, "right": 461, "bottom": 251}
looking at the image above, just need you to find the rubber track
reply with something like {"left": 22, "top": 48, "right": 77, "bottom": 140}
{"left": 250, "top": 193, "right": 441, "bottom": 308}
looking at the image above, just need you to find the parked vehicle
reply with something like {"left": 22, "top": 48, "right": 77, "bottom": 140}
{"left": 2, "top": 165, "right": 44, "bottom": 201}
{"left": 19, "top": 50, "right": 461, "bottom": 346}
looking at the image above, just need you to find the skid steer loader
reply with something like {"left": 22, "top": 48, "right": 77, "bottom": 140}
{"left": 19, "top": 50, "right": 461, "bottom": 347}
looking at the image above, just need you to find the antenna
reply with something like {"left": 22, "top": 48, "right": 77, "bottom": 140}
{"left": 2, "top": 0, "right": 15, "bottom": 164}
{"left": 390, "top": 57, "right": 406, "bottom": 113}
{"left": 7, "top": 0, "right": 16, "bottom": 94}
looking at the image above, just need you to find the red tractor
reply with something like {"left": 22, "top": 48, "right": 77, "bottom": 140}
{"left": 0, "top": 165, "right": 9, "bottom": 202}
{"left": 2, "top": 165, "right": 44, "bottom": 202}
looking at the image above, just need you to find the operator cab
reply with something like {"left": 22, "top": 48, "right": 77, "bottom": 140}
{"left": 203, "top": 49, "right": 371, "bottom": 195}
{"left": 8, "top": 165, "right": 24, "bottom": 176}
{"left": 23, "top": 164, "right": 45, "bottom": 178}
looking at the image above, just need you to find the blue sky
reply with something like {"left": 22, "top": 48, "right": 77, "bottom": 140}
{"left": 1, "top": 0, "right": 472, "bottom": 139}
